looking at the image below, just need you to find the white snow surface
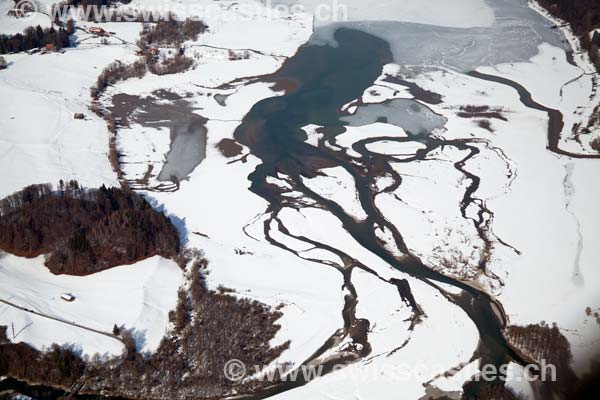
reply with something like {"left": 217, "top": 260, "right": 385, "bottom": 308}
{"left": 365, "top": 140, "right": 426, "bottom": 157}
{"left": 0, "top": 27, "right": 145, "bottom": 197}
{"left": 0, "top": 254, "right": 183, "bottom": 356}
{"left": 1, "top": 0, "right": 600, "bottom": 398}
{"left": 302, "top": 166, "right": 368, "bottom": 220}
{"left": 102, "top": 0, "right": 345, "bottom": 371}
{"left": 274, "top": 0, "right": 495, "bottom": 28}
{"left": 271, "top": 269, "right": 479, "bottom": 400}
{"left": 401, "top": 66, "right": 600, "bottom": 377}
{"left": 478, "top": 43, "right": 599, "bottom": 155}
{"left": 0, "top": 0, "right": 54, "bottom": 35}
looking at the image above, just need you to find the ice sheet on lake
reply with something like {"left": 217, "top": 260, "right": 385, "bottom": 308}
{"left": 304, "top": 0, "right": 568, "bottom": 71}
{"left": 273, "top": 0, "right": 495, "bottom": 28}
{"left": 342, "top": 99, "right": 447, "bottom": 136}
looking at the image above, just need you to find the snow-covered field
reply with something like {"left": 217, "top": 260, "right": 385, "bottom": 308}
{"left": 0, "top": 25, "right": 142, "bottom": 198}
{"left": 386, "top": 65, "right": 600, "bottom": 377}
{"left": 0, "top": 254, "right": 183, "bottom": 356}
{"left": 1, "top": 0, "right": 600, "bottom": 398}
{"left": 478, "top": 43, "right": 599, "bottom": 156}
{"left": 0, "top": 0, "right": 54, "bottom": 35}
{"left": 271, "top": 271, "right": 479, "bottom": 400}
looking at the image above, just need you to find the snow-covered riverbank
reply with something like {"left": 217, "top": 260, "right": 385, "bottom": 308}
{"left": 1, "top": 0, "right": 599, "bottom": 398}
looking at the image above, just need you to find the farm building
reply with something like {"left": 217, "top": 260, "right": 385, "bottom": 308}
{"left": 88, "top": 27, "right": 107, "bottom": 35}
{"left": 7, "top": 9, "right": 25, "bottom": 18}
{"left": 61, "top": 293, "right": 76, "bottom": 302}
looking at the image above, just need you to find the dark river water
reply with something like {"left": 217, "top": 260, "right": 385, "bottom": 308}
{"left": 6, "top": 22, "right": 574, "bottom": 400}
{"left": 233, "top": 28, "right": 529, "bottom": 398}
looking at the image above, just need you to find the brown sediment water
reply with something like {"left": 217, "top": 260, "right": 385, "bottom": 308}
{"left": 217, "top": 138, "right": 243, "bottom": 158}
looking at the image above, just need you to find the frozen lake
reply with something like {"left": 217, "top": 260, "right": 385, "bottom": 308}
{"left": 277, "top": 0, "right": 568, "bottom": 71}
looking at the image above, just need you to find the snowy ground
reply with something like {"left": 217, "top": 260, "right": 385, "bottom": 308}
{"left": 99, "top": 2, "right": 482, "bottom": 387}
{"left": 0, "top": 0, "right": 54, "bottom": 35}
{"left": 397, "top": 65, "right": 600, "bottom": 378}
{"left": 478, "top": 43, "right": 600, "bottom": 156}
{"left": 135, "top": 106, "right": 348, "bottom": 371}
{"left": 0, "top": 23, "right": 144, "bottom": 198}
{"left": 85, "top": 0, "right": 346, "bottom": 375}
{"left": 0, "top": 254, "right": 183, "bottom": 356}
{"left": 1, "top": 0, "right": 600, "bottom": 398}
{"left": 0, "top": 8, "right": 174, "bottom": 358}
{"left": 274, "top": 0, "right": 495, "bottom": 28}
{"left": 271, "top": 271, "right": 479, "bottom": 400}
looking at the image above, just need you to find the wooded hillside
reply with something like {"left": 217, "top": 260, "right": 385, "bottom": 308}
{"left": 537, "top": 0, "right": 600, "bottom": 70}
{"left": 0, "top": 182, "right": 180, "bottom": 275}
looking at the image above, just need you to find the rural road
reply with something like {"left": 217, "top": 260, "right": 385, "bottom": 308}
{"left": 0, "top": 297, "right": 124, "bottom": 345}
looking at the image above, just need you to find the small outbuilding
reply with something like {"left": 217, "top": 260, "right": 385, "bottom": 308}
{"left": 61, "top": 293, "right": 76, "bottom": 302}
{"left": 8, "top": 10, "right": 25, "bottom": 18}
{"left": 74, "top": 113, "right": 85, "bottom": 120}
{"left": 88, "top": 27, "right": 106, "bottom": 35}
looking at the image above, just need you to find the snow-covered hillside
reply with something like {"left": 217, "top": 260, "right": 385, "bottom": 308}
{"left": 0, "top": 254, "right": 183, "bottom": 356}
{"left": 1, "top": 0, "right": 599, "bottom": 398}
{"left": 0, "top": 0, "right": 54, "bottom": 35}
{"left": 0, "top": 24, "right": 142, "bottom": 198}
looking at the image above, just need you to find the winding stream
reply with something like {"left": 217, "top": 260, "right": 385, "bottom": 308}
{"left": 6, "top": 2, "right": 596, "bottom": 398}
{"left": 233, "top": 28, "right": 530, "bottom": 398}
{"left": 468, "top": 71, "right": 600, "bottom": 160}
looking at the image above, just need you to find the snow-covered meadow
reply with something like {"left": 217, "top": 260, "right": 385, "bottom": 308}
{"left": 392, "top": 64, "right": 600, "bottom": 377}
{"left": 0, "top": 254, "right": 182, "bottom": 356}
{"left": 0, "top": 0, "right": 599, "bottom": 398}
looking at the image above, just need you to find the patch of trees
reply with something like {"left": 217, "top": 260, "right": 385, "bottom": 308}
{"left": 537, "top": 0, "right": 600, "bottom": 70}
{"left": 147, "top": 53, "right": 194, "bottom": 76}
{"left": 506, "top": 323, "right": 578, "bottom": 399}
{"left": 90, "top": 54, "right": 195, "bottom": 99}
{"left": 90, "top": 17, "right": 207, "bottom": 98}
{"left": 571, "top": 356, "right": 600, "bottom": 400}
{"left": 0, "top": 23, "right": 75, "bottom": 55}
{"left": 0, "top": 181, "right": 180, "bottom": 275}
{"left": 228, "top": 49, "right": 251, "bottom": 60}
{"left": 0, "top": 257, "right": 290, "bottom": 399}
{"left": 84, "top": 257, "right": 289, "bottom": 398}
{"left": 137, "top": 15, "right": 208, "bottom": 49}
{"left": 462, "top": 380, "right": 525, "bottom": 400}
{"left": 591, "top": 136, "right": 600, "bottom": 152}
{"left": 0, "top": 340, "right": 85, "bottom": 389}
{"left": 506, "top": 323, "right": 572, "bottom": 370}
{"left": 91, "top": 59, "right": 147, "bottom": 98}
{"left": 462, "top": 321, "right": 583, "bottom": 400}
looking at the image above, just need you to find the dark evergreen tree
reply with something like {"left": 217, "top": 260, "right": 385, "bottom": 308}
{"left": 0, "top": 182, "right": 180, "bottom": 275}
